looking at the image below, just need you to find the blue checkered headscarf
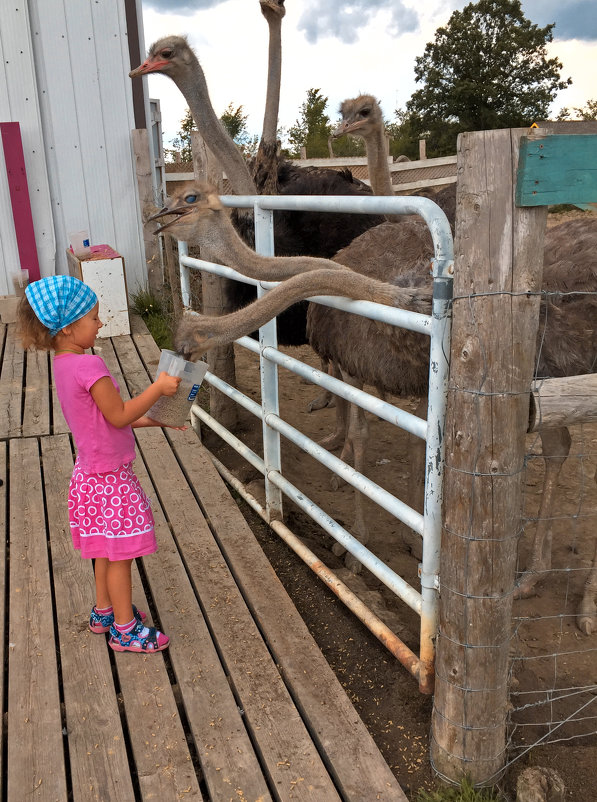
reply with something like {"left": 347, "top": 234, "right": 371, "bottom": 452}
{"left": 25, "top": 276, "right": 98, "bottom": 337}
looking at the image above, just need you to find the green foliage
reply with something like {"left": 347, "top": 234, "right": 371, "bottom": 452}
{"left": 164, "top": 103, "right": 258, "bottom": 164}
{"left": 130, "top": 289, "right": 174, "bottom": 350}
{"left": 219, "top": 103, "right": 259, "bottom": 158}
{"left": 415, "top": 776, "right": 503, "bottom": 801}
{"left": 164, "top": 108, "right": 195, "bottom": 163}
{"left": 406, "top": 0, "right": 572, "bottom": 156}
{"left": 287, "top": 88, "right": 333, "bottom": 158}
{"left": 556, "top": 98, "right": 597, "bottom": 121}
{"left": 386, "top": 109, "right": 424, "bottom": 160}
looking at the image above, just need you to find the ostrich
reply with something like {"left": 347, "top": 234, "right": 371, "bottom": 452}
{"left": 310, "top": 96, "right": 597, "bottom": 618}
{"left": 129, "top": 33, "right": 383, "bottom": 269}
{"left": 149, "top": 182, "right": 597, "bottom": 633}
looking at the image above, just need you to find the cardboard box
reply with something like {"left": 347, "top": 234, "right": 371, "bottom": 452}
{"left": 66, "top": 245, "right": 130, "bottom": 337}
{"left": 0, "top": 295, "right": 20, "bottom": 324}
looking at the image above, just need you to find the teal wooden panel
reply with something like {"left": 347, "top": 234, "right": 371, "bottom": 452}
{"left": 516, "top": 134, "right": 597, "bottom": 207}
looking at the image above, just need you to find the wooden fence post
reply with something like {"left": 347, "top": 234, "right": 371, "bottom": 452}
{"left": 190, "top": 131, "right": 238, "bottom": 430}
{"left": 430, "top": 129, "right": 547, "bottom": 784}
{"left": 131, "top": 129, "right": 163, "bottom": 298}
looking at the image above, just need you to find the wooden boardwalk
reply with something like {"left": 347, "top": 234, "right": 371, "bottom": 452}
{"left": 0, "top": 316, "right": 407, "bottom": 802}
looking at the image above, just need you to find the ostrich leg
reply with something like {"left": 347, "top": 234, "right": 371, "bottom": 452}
{"left": 307, "top": 359, "right": 337, "bottom": 412}
{"left": 578, "top": 537, "right": 597, "bottom": 635}
{"left": 516, "top": 427, "right": 571, "bottom": 599}
{"left": 330, "top": 372, "right": 370, "bottom": 574}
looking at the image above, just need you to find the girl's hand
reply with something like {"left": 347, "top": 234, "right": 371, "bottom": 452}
{"left": 154, "top": 371, "right": 181, "bottom": 397}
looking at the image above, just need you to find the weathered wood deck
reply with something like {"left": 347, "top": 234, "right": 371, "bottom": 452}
{"left": 0, "top": 316, "right": 408, "bottom": 802}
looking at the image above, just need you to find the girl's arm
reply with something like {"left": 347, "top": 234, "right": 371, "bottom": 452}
{"left": 132, "top": 416, "right": 187, "bottom": 431}
{"left": 90, "top": 372, "right": 180, "bottom": 428}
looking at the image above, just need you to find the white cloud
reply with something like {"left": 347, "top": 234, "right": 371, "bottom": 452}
{"left": 137, "top": 0, "right": 597, "bottom": 146}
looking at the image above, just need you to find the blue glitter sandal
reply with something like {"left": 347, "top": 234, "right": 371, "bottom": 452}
{"left": 108, "top": 619, "right": 169, "bottom": 653}
{"left": 89, "top": 604, "right": 146, "bottom": 634}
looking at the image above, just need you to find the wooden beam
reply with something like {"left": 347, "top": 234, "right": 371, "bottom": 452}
{"left": 131, "top": 128, "right": 163, "bottom": 297}
{"left": 0, "top": 122, "right": 41, "bottom": 281}
{"left": 528, "top": 373, "right": 597, "bottom": 431}
{"left": 431, "top": 129, "right": 547, "bottom": 784}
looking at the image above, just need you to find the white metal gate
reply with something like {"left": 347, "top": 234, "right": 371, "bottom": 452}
{"left": 178, "top": 193, "right": 454, "bottom": 693}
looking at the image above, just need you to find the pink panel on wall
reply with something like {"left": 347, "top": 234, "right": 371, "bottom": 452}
{"left": 1, "top": 121, "right": 41, "bottom": 281}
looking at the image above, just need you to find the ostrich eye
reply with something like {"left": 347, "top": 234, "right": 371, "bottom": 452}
{"left": 160, "top": 48, "right": 173, "bottom": 58}
{"left": 184, "top": 195, "right": 197, "bottom": 204}
{"left": 360, "top": 108, "right": 371, "bottom": 118}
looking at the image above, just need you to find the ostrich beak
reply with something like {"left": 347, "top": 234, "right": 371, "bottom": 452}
{"left": 332, "top": 119, "right": 367, "bottom": 139}
{"left": 129, "top": 57, "right": 169, "bottom": 78}
{"left": 147, "top": 204, "right": 192, "bottom": 234}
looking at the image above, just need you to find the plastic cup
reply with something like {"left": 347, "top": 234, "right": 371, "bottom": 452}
{"left": 147, "top": 349, "right": 209, "bottom": 426}
{"left": 68, "top": 230, "right": 91, "bottom": 259}
{"left": 11, "top": 269, "right": 29, "bottom": 296}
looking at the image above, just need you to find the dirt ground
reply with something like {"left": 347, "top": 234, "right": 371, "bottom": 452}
{"left": 194, "top": 209, "right": 597, "bottom": 800}
{"left": 197, "top": 335, "right": 597, "bottom": 800}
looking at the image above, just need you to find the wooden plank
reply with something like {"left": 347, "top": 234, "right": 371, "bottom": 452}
{"left": 0, "top": 323, "right": 23, "bottom": 438}
{"left": 432, "top": 129, "right": 547, "bottom": 783}
{"left": 100, "top": 337, "right": 270, "bottom": 802}
{"left": 22, "top": 348, "right": 50, "bottom": 436}
{"left": 516, "top": 134, "right": 597, "bottom": 207}
{"left": 8, "top": 437, "right": 67, "bottom": 800}
{"left": 40, "top": 434, "right": 136, "bottom": 802}
{"left": 131, "top": 314, "right": 408, "bottom": 801}
{"left": 136, "top": 430, "right": 341, "bottom": 801}
{"left": 0, "top": 440, "right": 6, "bottom": 788}
{"left": 112, "top": 335, "right": 342, "bottom": 801}
{"left": 49, "top": 351, "right": 69, "bottom": 434}
{"left": 168, "top": 429, "right": 407, "bottom": 802}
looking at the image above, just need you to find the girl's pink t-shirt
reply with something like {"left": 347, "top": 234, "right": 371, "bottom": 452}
{"left": 53, "top": 353, "right": 136, "bottom": 473}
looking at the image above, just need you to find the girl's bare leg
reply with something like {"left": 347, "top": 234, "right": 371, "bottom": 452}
{"left": 94, "top": 557, "right": 111, "bottom": 609}
{"left": 105, "top": 558, "right": 135, "bottom": 626}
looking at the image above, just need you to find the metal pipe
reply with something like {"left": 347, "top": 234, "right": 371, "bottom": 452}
{"left": 206, "top": 450, "right": 423, "bottom": 680}
{"left": 178, "top": 240, "right": 191, "bottom": 307}
{"left": 179, "top": 253, "right": 431, "bottom": 335}
{"left": 196, "top": 373, "right": 425, "bottom": 534}
{"left": 254, "top": 204, "right": 283, "bottom": 521}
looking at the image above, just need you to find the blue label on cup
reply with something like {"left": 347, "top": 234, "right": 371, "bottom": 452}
{"left": 187, "top": 384, "right": 200, "bottom": 401}
{"left": 83, "top": 238, "right": 90, "bottom": 248}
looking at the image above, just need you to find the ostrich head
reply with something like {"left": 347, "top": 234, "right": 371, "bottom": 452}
{"left": 332, "top": 95, "right": 383, "bottom": 141}
{"left": 129, "top": 35, "right": 195, "bottom": 79}
{"left": 147, "top": 181, "right": 224, "bottom": 240}
{"left": 260, "top": 0, "right": 286, "bottom": 23}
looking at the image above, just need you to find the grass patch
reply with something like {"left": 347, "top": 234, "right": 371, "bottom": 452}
{"left": 414, "top": 776, "right": 503, "bottom": 801}
{"left": 130, "top": 289, "right": 174, "bottom": 350}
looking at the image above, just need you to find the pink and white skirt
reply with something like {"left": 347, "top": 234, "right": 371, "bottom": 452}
{"left": 68, "top": 458, "right": 157, "bottom": 561}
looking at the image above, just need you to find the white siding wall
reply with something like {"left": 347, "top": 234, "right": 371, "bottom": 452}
{"left": 0, "top": 0, "right": 148, "bottom": 295}
{"left": 0, "top": 2, "right": 54, "bottom": 294}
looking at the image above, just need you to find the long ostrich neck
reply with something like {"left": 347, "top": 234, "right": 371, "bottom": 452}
{"left": 365, "top": 126, "right": 393, "bottom": 197}
{"left": 177, "top": 60, "right": 256, "bottom": 196}
{"left": 253, "top": 14, "right": 282, "bottom": 194}
{"left": 261, "top": 17, "right": 282, "bottom": 146}
{"left": 192, "top": 210, "right": 351, "bottom": 278}
{"left": 177, "top": 269, "right": 432, "bottom": 356}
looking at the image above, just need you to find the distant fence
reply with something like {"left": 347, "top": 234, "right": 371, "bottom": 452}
{"left": 164, "top": 153, "right": 457, "bottom": 195}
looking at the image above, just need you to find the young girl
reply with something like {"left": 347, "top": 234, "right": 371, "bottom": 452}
{"left": 19, "top": 275, "right": 182, "bottom": 653}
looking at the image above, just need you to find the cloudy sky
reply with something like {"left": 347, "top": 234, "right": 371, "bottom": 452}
{"left": 137, "top": 0, "right": 597, "bottom": 147}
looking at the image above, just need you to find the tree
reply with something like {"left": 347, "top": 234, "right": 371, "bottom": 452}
{"left": 557, "top": 98, "right": 597, "bottom": 122}
{"left": 406, "top": 0, "right": 572, "bottom": 155}
{"left": 385, "top": 109, "right": 424, "bottom": 161}
{"left": 165, "top": 108, "right": 195, "bottom": 163}
{"left": 286, "top": 88, "right": 333, "bottom": 158}
{"left": 164, "top": 104, "right": 258, "bottom": 164}
{"left": 219, "top": 103, "right": 259, "bottom": 158}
